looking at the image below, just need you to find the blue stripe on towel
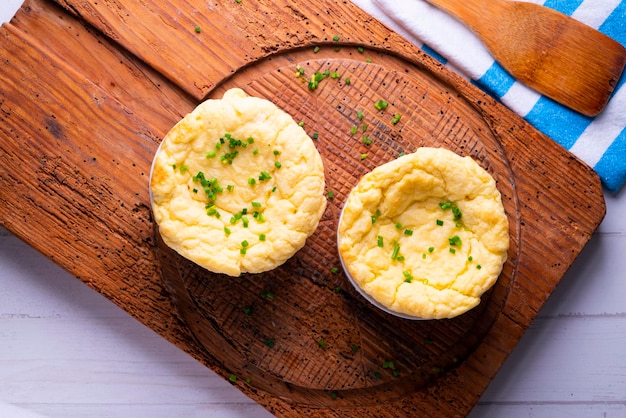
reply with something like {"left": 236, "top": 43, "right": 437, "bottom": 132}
{"left": 594, "top": 126, "right": 626, "bottom": 192}
{"left": 477, "top": 62, "right": 516, "bottom": 98}
{"left": 524, "top": 99, "right": 593, "bottom": 150}
{"left": 542, "top": 0, "right": 584, "bottom": 16}
{"left": 421, "top": 43, "right": 447, "bottom": 65}
{"left": 600, "top": 2, "right": 626, "bottom": 45}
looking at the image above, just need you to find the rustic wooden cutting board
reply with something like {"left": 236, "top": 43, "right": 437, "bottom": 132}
{"left": 0, "top": 0, "right": 606, "bottom": 416}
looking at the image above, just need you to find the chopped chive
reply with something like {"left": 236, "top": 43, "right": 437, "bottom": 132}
{"left": 330, "top": 266, "right": 339, "bottom": 274}
{"left": 428, "top": 246, "right": 435, "bottom": 253}
{"left": 242, "top": 217, "right": 249, "bottom": 228}
{"left": 382, "top": 360, "right": 395, "bottom": 369}
{"left": 259, "top": 233, "right": 266, "bottom": 241}
{"left": 274, "top": 161, "right": 282, "bottom": 169}
{"left": 468, "top": 255, "right": 473, "bottom": 262}
{"left": 248, "top": 177, "right": 256, "bottom": 185}
{"left": 404, "top": 229, "right": 413, "bottom": 236}
{"left": 327, "top": 190, "right": 335, "bottom": 199}
{"left": 362, "top": 136, "right": 372, "bottom": 145}
{"left": 263, "top": 339, "right": 275, "bottom": 348}
{"left": 371, "top": 209, "right": 381, "bottom": 224}
{"left": 206, "top": 151, "right": 216, "bottom": 158}
{"left": 227, "top": 184, "right": 234, "bottom": 192}
{"left": 229, "top": 374, "right": 237, "bottom": 382}
{"left": 318, "top": 340, "right": 328, "bottom": 348}
{"left": 391, "top": 243, "right": 400, "bottom": 260}
{"left": 448, "top": 235, "right": 462, "bottom": 246}
{"left": 350, "top": 126, "right": 358, "bottom": 134}
{"left": 477, "top": 265, "right": 482, "bottom": 270}
{"left": 194, "top": 25, "right": 201, "bottom": 33}
{"left": 357, "top": 110, "right": 364, "bottom": 120}
{"left": 391, "top": 113, "right": 402, "bottom": 124}
{"left": 377, "top": 236, "right": 384, "bottom": 247}
{"left": 362, "top": 124, "right": 368, "bottom": 132}
{"left": 224, "top": 227, "right": 231, "bottom": 235}
{"left": 259, "top": 171, "right": 272, "bottom": 181}
{"left": 436, "top": 219, "right": 444, "bottom": 226}
{"left": 449, "top": 248, "right": 456, "bottom": 254}
{"left": 313, "top": 46, "right": 320, "bottom": 53}
{"left": 403, "top": 270, "right": 413, "bottom": 283}
{"left": 344, "top": 77, "right": 351, "bottom": 85}
{"left": 312, "top": 132, "right": 319, "bottom": 139}
{"left": 374, "top": 100, "right": 388, "bottom": 110}
{"left": 251, "top": 201, "right": 262, "bottom": 207}
{"left": 395, "top": 223, "right": 402, "bottom": 229}
{"left": 360, "top": 153, "right": 368, "bottom": 160}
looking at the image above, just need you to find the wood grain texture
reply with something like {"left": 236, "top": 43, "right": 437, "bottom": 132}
{"left": 0, "top": 0, "right": 606, "bottom": 416}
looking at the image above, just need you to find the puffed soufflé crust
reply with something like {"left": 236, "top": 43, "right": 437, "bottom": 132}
{"left": 338, "top": 147, "right": 509, "bottom": 319}
{"left": 150, "top": 88, "right": 326, "bottom": 276}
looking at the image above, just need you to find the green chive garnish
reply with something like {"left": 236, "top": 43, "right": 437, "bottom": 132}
{"left": 448, "top": 235, "right": 462, "bottom": 246}
{"left": 391, "top": 244, "right": 400, "bottom": 260}
{"left": 374, "top": 100, "right": 389, "bottom": 110}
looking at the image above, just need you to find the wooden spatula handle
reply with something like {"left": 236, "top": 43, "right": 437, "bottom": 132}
{"left": 423, "top": 0, "right": 508, "bottom": 31}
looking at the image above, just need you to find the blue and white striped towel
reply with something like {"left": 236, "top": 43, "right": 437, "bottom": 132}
{"left": 354, "top": 0, "right": 626, "bottom": 192}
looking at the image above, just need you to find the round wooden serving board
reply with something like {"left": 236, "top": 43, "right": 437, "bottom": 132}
{"left": 158, "top": 47, "right": 522, "bottom": 410}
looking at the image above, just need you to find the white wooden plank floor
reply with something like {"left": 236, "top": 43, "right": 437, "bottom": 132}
{"left": 2, "top": 2, "right": 625, "bottom": 417}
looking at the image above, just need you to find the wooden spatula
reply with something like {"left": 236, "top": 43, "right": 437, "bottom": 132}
{"left": 423, "top": 0, "right": 626, "bottom": 116}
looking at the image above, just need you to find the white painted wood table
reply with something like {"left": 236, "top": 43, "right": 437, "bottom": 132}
{"left": 1, "top": 2, "right": 625, "bottom": 417}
